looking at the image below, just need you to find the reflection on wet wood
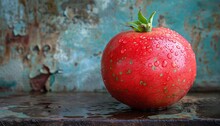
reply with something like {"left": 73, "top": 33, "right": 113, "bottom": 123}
{"left": 0, "top": 92, "right": 219, "bottom": 125}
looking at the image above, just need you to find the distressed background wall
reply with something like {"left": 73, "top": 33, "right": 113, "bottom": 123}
{"left": 0, "top": 0, "right": 219, "bottom": 92}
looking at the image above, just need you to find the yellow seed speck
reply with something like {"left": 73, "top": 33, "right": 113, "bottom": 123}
{"left": 172, "top": 93, "right": 176, "bottom": 97}
{"left": 139, "top": 80, "right": 143, "bottom": 85}
{"left": 126, "top": 69, "right": 132, "bottom": 74}
{"left": 115, "top": 77, "right": 118, "bottom": 81}
{"left": 164, "top": 86, "right": 168, "bottom": 93}
{"left": 112, "top": 73, "right": 115, "bottom": 77}
{"left": 152, "top": 66, "right": 156, "bottom": 71}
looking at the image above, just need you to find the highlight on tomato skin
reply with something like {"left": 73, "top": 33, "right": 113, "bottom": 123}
{"left": 101, "top": 11, "right": 196, "bottom": 110}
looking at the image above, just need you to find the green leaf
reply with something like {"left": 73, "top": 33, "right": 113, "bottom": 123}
{"left": 148, "top": 11, "right": 156, "bottom": 23}
{"left": 133, "top": 20, "right": 142, "bottom": 25}
{"left": 127, "top": 21, "right": 143, "bottom": 32}
{"left": 126, "top": 10, "right": 156, "bottom": 32}
{"left": 138, "top": 11, "right": 148, "bottom": 24}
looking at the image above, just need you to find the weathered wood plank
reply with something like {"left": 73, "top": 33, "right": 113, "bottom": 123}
{"left": 0, "top": 92, "right": 219, "bottom": 126}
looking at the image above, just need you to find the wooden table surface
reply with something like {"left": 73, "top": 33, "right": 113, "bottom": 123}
{"left": 0, "top": 92, "right": 219, "bottom": 126}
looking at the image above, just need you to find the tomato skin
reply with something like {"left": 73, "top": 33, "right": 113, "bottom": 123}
{"left": 101, "top": 27, "right": 196, "bottom": 110}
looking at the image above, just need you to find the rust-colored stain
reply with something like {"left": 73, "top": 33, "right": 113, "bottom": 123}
{"left": 211, "top": 33, "right": 219, "bottom": 51}
{"left": 3, "top": 30, "right": 30, "bottom": 64}
{"left": 135, "top": 0, "right": 143, "bottom": 7}
{"left": 189, "top": 25, "right": 202, "bottom": 54}
{"left": 30, "top": 65, "right": 50, "bottom": 92}
{"left": 184, "top": 17, "right": 203, "bottom": 54}
{"left": 1, "top": 0, "right": 98, "bottom": 71}
{"left": 19, "top": 0, "right": 27, "bottom": 7}
{"left": 30, "top": 73, "right": 50, "bottom": 92}
{"left": 212, "top": 13, "right": 220, "bottom": 30}
{"left": 0, "top": 0, "right": 63, "bottom": 91}
{"left": 5, "top": 31, "right": 29, "bottom": 45}
{"left": 45, "top": 0, "right": 58, "bottom": 15}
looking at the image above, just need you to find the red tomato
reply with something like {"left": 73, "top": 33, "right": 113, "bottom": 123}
{"left": 101, "top": 11, "right": 196, "bottom": 110}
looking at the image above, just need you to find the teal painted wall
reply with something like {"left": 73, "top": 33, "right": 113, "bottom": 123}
{"left": 0, "top": 0, "right": 219, "bottom": 92}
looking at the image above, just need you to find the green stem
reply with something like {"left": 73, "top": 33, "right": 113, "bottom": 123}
{"left": 128, "top": 11, "right": 156, "bottom": 32}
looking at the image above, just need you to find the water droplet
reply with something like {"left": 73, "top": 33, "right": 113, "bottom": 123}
{"left": 120, "top": 49, "right": 126, "bottom": 54}
{"left": 156, "top": 44, "right": 160, "bottom": 48}
{"left": 172, "top": 62, "right": 176, "bottom": 68}
{"left": 148, "top": 63, "right": 153, "bottom": 67}
{"left": 176, "top": 45, "right": 180, "bottom": 49}
{"left": 148, "top": 49, "right": 152, "bottom": 53}
{"left": 181, "top": 50, "right": 184, "bottom": 53}
{"left": 167, "top": 53, "right": 172, "bottom": 59}
{"left": 183, "top": 79, "right": 186, "bottom": 83}
{"left": 160, "top": 37, "right": 164, "bottom": 40}
{"left": 142, "top": 46, "right": 146, "bottom": 49}
{"left": 168, "top": 38, "right": 176, "bottom": 43}
{"left": 140, "top": 35, "right": 146, "bottom": 39}
{"left": 162, "top": 60, "right": 168, "bottom": 67}
{"left": 170, "top": 49, "right": 174, "bottom": 53}
{"left": 154, "top": 61, "right": 160, "bottom": 66}
{"left": 119, "top": 39, "right": 124, "bottom": 43}
{"left": 175, "top": 52, "right": 178, "bottom": 56}
{"left": 133, "top": 42, "right": 138, "bottom": 46}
